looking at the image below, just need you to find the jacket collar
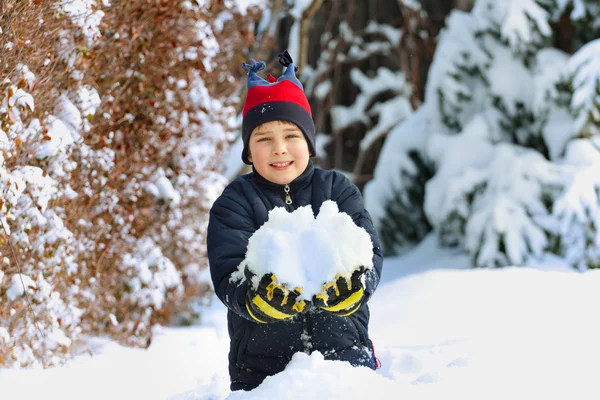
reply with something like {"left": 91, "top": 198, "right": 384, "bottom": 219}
{"left": 251, "top": 160, "right": 315, "bottom": 190}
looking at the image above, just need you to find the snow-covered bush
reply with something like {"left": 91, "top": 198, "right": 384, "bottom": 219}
{"left": 0, "top": 2, "right": 99, "bottom": 365}
{"left": 367, "top": 0, "right": 600, "bottom": 268}
{"left": 0, "top": 0, "right": 264, "bottom": 367}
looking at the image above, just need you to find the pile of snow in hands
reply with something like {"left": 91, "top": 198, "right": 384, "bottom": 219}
{"left": 235, "top": 200, "right": 373, "bottom": 297}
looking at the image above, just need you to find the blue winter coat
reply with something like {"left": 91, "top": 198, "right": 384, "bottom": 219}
{"left": 207, "top": 161, "right": 383, "bottom": 391}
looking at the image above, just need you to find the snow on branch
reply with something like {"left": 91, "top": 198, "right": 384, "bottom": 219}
{"left": 545, "top": 139, "right": 600, "bottom": 269}
{"left": 54, "top": 0, "right": 106, "bottom": 42}
{"left": 568, "top": 39, "right": 600, "bottom": 135}
{"left": 424, "top": 10, "right": 490, "bottom": 134}
{"left": 472, "top": 0, "right": 552, "bottom": 54}
{"left": 331, "top": 67, "right": 411, "bottom": 137}
{"left": 303, "top": 21, "right": 402, "bottom": 98}
{"left": 120, "top": 238, "right": 184, "bottom": 310}
{"left": 431, "top": 143, "right": 564, "bottom": 267}
{"left": 364, "top": 107, "right": 432, "bottom": 252}
{"left": 400, "top": 0, "right": 423, "bottom": 13}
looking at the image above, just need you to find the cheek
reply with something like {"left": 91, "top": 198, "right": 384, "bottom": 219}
{"left": 249, "top": 145, "right": 267, "bottom": 162}
{"left": 248, "top": 143, "right": 260, "bottom": 158}
{"left": 292, "top": 143, "right": 310, "bottom": 157}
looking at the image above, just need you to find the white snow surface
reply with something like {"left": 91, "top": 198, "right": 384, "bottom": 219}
{"left": 3, "top": 236, "right": 600, "bottom": 399}
{"left": 240, "top": 200, "right": 373, "bottom": 297}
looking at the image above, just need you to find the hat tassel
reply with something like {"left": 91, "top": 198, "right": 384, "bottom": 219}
{"left": 278, "top": 51, "right": 299, "bottom": 72}
{"left": 242, "top": 59, "right": 266, "bottom": 74}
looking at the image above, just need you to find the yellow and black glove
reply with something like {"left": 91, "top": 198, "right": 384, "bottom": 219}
{"left": 313, "top": 266, "right": 366, "bottom": 316}
{"left": 244, "top": 267, "right": 307, "bottom": 324}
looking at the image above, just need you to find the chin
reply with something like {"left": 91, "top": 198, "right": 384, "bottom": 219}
{"left": 272, "top": 177, "right": 292, "bottom": 185}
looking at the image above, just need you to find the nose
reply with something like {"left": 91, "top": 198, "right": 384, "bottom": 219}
{"left": 272, "top": 138, "right": 287, "bottom": 155}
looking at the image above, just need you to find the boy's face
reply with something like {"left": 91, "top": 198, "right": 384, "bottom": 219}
{"left": 248, "top": 121, "right": 310, "bottom": 185}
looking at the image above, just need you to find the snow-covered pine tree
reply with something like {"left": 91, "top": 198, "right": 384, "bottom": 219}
{"left": 542, "top": 38, "right": 600, "bottom": 269}
{"left": 376, "top": 149, "right": 433, "bottom": 256}
{"left": 367, "top": 0, "right": 600, "bottom": 268}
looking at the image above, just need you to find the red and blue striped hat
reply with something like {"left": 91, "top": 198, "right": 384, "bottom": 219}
{"left": 241, "top": 50, "right": 316, "bottom": 165}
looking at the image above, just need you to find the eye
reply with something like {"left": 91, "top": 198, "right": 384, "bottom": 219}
{"left": 256, "top": 137, "right": 270, "bottom": 142}
{"left": 286, "top": 134, "right": 300, "bottom": 139}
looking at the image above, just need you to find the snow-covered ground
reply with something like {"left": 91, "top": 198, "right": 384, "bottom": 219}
{"left": 2, "top": 234, "right": 600, "bottom": 400}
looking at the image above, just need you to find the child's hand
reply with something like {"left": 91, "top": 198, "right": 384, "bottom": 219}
{"left": 313, "top": 266, "right": 366, "bottom": 316}
{"left": 244, "top": 267, "right": 307, "bottom": 324}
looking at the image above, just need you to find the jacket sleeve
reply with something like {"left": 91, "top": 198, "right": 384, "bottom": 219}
{"left": 332, "top": 173, "right": 383, "bottom": 304}
{"left": 207, "top": 185, "right": 256, "bottom": 321}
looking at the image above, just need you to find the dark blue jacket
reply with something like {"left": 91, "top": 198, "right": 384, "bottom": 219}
{"left": 207, "top": 161, "right": 383, "bottom": 391}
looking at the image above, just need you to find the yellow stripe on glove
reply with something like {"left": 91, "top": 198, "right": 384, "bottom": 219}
{"left": 244, "top": 267, "right": 307, "bottom": 324}
{"left": 246, "top": 302, "right": 267, "bottom": 324}
{"left": 313, "top": 266, "right": 367, "bottom": 316}
{"left": 251, "top": 295, "right": 295, "bottom": 320}
{"left": 321, "top": 288, "right": 364, "bottom": 312}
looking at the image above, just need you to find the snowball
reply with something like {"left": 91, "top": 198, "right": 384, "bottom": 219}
{"left": 242, "top": 200, "right": 373, "bottom": 297}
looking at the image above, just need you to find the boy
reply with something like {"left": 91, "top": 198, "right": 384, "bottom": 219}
{"left": 207, "top": 51, "right": 383, "bottom": 392}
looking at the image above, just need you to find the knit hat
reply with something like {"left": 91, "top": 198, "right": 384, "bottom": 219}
{"left": 241, "top": 51, "right": 316, "bottom": 165}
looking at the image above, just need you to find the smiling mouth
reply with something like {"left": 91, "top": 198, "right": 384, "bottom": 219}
{"left": 270, "top": 161, "right": 293, "bottom": 168}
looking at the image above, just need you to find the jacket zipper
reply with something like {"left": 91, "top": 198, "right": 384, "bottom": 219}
{"left": 282, "top": 183, "right": 313, "bottom": 352}
{"left": 284, "top": 184, "right": 292, "bottom": 206}
{"left": 305, "top": 312, "right": 313, "bottom": 353}
{"left": 301, "top": 313, "right": 313, "bottom": 354}
{"left": 284, "top": 182, "right": 312, "bottom": 352}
